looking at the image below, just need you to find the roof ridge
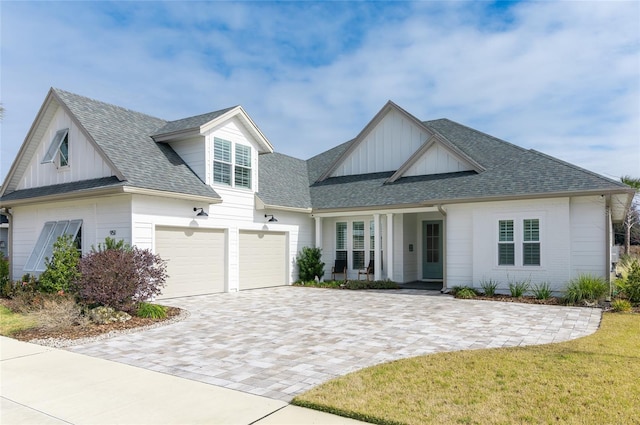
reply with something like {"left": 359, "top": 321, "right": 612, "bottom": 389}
{"left": 163, "top": 106, "right": 238, "bottom": 125}
{"left": 52, "top": 87, "right": 167, "bottom": 123}
{"left": 423, "top": 118, "right": 527, "bottom": 154}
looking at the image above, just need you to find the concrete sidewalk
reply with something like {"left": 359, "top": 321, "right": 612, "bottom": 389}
{"left": 0, "top": 337, "right": 367, "bottom": 425}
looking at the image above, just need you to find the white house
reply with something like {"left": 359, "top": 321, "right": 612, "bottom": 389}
{"left": 0, "top": 88, "right": 633, "bottom": 298}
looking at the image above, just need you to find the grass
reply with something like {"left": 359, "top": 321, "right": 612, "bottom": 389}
{"left": 0, "top": 305, "right": 37, "bottom": 336}
{"left": 293, "top": 313, "right": 640, "bottom": 425}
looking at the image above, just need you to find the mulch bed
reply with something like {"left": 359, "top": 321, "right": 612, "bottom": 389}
{"left": 6, "top": 304, "right": 181, "bottom": 342}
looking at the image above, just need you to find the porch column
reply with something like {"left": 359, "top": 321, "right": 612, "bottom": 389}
{"left": 386, "top": 213, "right": 394, "bottom": 281}
{"left": 374, "top": 213, "right": 382, "bottom": 280}
{"left": 314, "top": 216, "right": 322, "bottom": 249}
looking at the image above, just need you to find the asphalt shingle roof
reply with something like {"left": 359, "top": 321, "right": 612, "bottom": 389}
{"left": 0, "top": 177, "right": 124, "bottom": 202}
{"left": 153, "top": 107, "right": 236, "bottom": 137}
{"left": 52, "top": 89, "right": 221, "bottom": 200}
{"left": 258, "top": 153, "right": 311, "bottom": 209}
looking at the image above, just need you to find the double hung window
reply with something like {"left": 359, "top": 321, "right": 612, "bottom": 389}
{"left": 497, "top": 218, "right": 541, "bottom": 267}
{"left": 336, "top": 222, "right": 347, "bottom": 263}
{"left": 352, "top": 221, "right": 365, "bottom": 269}
{"left": 213, "top": 137, "right": 252, "bottom": 189}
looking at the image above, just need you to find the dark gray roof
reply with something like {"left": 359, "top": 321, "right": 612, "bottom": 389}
{"left": 257, "top": 153, "right": 311, "bottom": 209}
{"left": 307, "top": 120, "right": 630, "bottom": 210}
{"left": 0, "top": 177, "right": 124, "bottom": 202}
{"left": 153, "top": 107, "right": 236, "bottom": 137}
{"left": 52, "top": 89, "right": 221, "bottom": 200}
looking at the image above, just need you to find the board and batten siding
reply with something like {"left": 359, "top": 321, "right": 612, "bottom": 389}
{"left": 404, "top": 143, "right": 474, "bottom": 176}
{"left": 9, "top": 195, "right": 132, "bottom": 278}
{"left": 332, "top": 108, "right": 430, "bottom": 177}
{"left": 16, "top": 107, "right": 115, "bottom": 190}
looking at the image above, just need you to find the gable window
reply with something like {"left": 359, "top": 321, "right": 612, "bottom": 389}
{"left": 336, "top": 222, "right": 347, "bottom": 264}
{"left": 352, "top": 221, "right": 365, "bottom": 270}
{"left": 213, "top": 137, "right": 252, "bottom": 189}
{"left": 42, "top": 128, "right": 69, "bottom": 168}
{"left": 24, "top": 220, "right": 82, "bottom": 273}
{"left": 498, "top": 220, "right": 515, "bottom": 266}
{"left": 523, "top": 219, "right": 540, "bottom": 266}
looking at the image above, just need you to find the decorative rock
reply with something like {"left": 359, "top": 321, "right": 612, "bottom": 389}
{"left": 89, "top": 306, "right": 132, "bottom": 324}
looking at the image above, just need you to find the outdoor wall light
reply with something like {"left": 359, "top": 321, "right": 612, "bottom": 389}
{"left": 265, "top": 214, "right": 278, "bottom": 222}
{"left": 193, "top": 207, "right": 208, "bottom": 217}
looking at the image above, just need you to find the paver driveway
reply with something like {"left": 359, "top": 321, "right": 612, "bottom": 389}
{"left": 68, "top": 287, "right": 601, "bottom": 402}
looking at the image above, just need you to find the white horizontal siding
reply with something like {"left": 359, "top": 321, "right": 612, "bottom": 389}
{"left": 10, "top": 195, "right": 132, "bottom": 278}
{"left": 16, "top": 107, "right": 115, "bottom": 190}
{"left": 333, "top": 109, "right": 429, "bottom": 177}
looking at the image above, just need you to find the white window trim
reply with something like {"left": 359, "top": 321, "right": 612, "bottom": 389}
{"left": 24, "top": 220, "right": 82, "bottom": 273}
{"left": 335, "top": 218, "right": 384, "bottom": 271}
{"left": 495, "top": 215, "right": 543, "bottom": 269}
{"left": 212, "top": 137, "right": 253, "bottom": 190}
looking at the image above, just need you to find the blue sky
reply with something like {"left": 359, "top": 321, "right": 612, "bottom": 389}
{"left": 1, "top": 1, "right": 638, "bottom": 182}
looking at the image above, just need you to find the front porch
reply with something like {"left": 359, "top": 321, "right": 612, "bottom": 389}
{"left": 314, "top": 207, "right": 447, "bottom": 286}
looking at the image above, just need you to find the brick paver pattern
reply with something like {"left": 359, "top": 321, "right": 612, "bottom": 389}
{"left": 68, "top": 287, "right": 601, "bottom": 401}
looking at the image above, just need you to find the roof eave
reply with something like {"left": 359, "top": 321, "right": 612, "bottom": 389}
{"left": 254, "top": 194, "right": 312, "bottom": 213}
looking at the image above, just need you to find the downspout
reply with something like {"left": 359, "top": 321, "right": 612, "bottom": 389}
{"left": 1, "top": 208, "right": 13, "bottom": 281}
{"left": 437, "top": 205, "right": 447, "bottom": 293}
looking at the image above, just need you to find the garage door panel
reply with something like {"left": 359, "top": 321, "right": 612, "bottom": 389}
{"left": 239, "top": 231, "right": 286, "bottom": 290}
{"left": 156, "top": 227, "right": 225, "bottom": 298}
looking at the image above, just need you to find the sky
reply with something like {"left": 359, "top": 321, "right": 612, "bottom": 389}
{"left": 1, "top": 1, "right": 639, "bottom": 183}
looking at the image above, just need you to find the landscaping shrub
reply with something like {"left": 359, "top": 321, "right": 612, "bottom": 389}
{"left": 564, "top": 274, "right": 608, "bottom": 305}
{"left": 508, "top": 279, "right": 530, "bottom": 298}
{"left": 479, "top": 279, "right": 498, "bottom": 296}
{"left": 297, "top": 247, "right": 325, "bottom": 281}
{"left": 532, "top": 282, "right": 552, "bottom": 300}
{"left": 455, "top": 287, "right": 477, "bottom": 299}
{"left": 38, "top": 234, "right": 81, "bottom": 294}
{"left": 27, "top": 293, "right": 88, "bottom": 330}
{"left": 76, "top": 246, "right": 167, "bottom": 313}
{"left": 617, "top": 260, "right": 640, "bottom": 303}
{"left": 611, "top": 299, "right": 632, "bottom": 313}
{"left": 0, "top": 257, "right": 9, "bottom": 296}
{"left": 137, "top": 302, "right": 167, "bottom": 319}
{"left": 342, "top": 280, "right": 399, "bottom": 290}
{"left": 92, "top": 236, "right": 132, "bottom": 253}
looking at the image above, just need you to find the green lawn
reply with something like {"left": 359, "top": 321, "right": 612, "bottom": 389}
{"left": 294, "top": 313, "right": 640, "bottom": 425}
{"left": 0, "top": 305, "right": 37, "bottom": 336}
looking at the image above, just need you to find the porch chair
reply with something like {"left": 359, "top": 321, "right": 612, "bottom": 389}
{"left": 331, "top": 259, "right": 348, "bottom": 280}
{"left": 358, "top": 260, "right": 374, "bottom": 281}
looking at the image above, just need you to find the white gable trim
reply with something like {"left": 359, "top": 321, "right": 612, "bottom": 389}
{"left": 317, "top": 101, "right": 434, "bottom": 182}
{"left": 0, "top": 89, "right": 124, "bottom": 197}
{"left": 386, "top": 134, "right": 483, "bottom": 183}
{"left": 254, "top": 194, "right": 312, "bottom": 213}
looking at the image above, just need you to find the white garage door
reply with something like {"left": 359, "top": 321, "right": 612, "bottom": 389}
{"left": 155, "top": 226, "right": 225, "bottom": 298}
{"left": 239, "top": 231, "right": 287, "bottom": 290}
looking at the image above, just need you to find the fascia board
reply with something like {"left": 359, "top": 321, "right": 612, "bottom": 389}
{"left": 122, "top": 186, "right": 222, "bottom": 204}
{"left": 254, "top": 195, "right": 312, "bottom": 213}
{"left": 1, "top": 90, "right": 58, "bottom": 197}
{"left": 152, "top": 129, "right": 201, "bottom": 142}
{"left": 200, "top": 106, "right": 274, "bottom": 153}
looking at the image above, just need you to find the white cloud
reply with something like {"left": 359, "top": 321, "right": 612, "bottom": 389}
{"left": 1, "top": 1, "right": 638, "bottom": 182}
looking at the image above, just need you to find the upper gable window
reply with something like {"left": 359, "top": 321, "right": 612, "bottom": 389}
{"left": 213, "top": 137, "right": 252, "bottom": 190}
{"left": 42, "top": 129, "right": 69, "bottom": 168}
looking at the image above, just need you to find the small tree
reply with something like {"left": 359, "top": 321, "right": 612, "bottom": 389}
{"left": 297, "top": 247, "right": 325, "bottom": 281}
{"left": 76, "top": 245, "right": 167, "bottom": 313}
{"left": 621, "top": 176, "right": 640, "bottom": 255}
{"left": 38, "top": 234, "right": 80, "bottom": 293}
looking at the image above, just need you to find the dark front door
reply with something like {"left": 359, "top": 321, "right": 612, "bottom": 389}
{"left": 422, "top": 220, "right": 443, "bottom": 280}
